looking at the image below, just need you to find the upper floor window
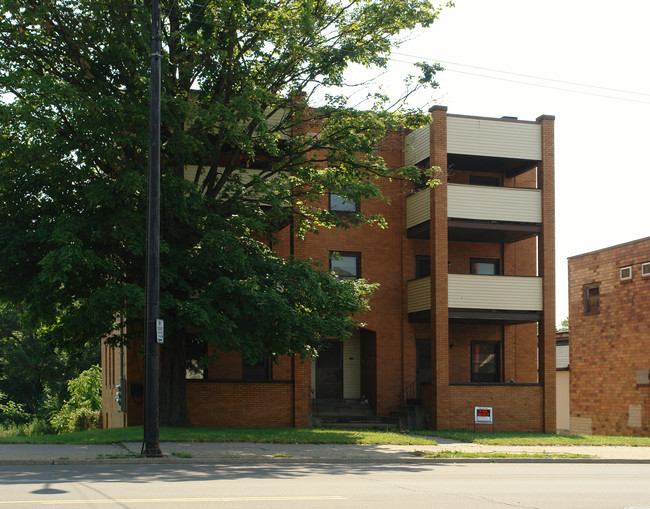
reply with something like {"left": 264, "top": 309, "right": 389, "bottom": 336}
{"left": 620, "top": 266, "right": 632, "bottom": 281}
{"left": 330, "top": 252, "right": 361, "bottom": 279}
{"left": 329, "top": 193, "right": 359, "bottom": 213}
{"left": 584, "top": 283, "right": 600, "bottom": 314}
{"left": 470, "top": 258, "right": 500, "bottom": 275}
{"left": 642, "top": 262, "right": 650, "bottom": 278}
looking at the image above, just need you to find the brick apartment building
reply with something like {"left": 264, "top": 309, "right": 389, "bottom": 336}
{"left": 102, "top": 106, "right": 556, "bottom": 432}
{"left": 569, "top": 237, "right": 650, "bottom": 436}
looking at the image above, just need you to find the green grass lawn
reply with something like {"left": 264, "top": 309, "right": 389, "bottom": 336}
{"left": 410, "top": 429, "right": 650, "bottom": 447}
{"left": 2, "top": 425, "right": 650, "bottom": 447}
{"left": 0, "top": 426, "right": 437, "bottom": 446}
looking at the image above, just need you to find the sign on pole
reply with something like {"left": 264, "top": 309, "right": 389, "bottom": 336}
{"left": 474, "top": 406, "right": 493, "bottom": 424}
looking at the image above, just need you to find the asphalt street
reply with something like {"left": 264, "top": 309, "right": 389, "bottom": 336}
{"left": 1, "top": 462, "right": 650, "bottom": 508}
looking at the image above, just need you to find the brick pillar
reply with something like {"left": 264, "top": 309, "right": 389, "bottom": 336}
{"left": 293, "top": 357, "right": 311, "bottom": 427}
{"left": 429, "top": 105, "right": 449, "bottom": 429}
{"left": 537, "top": 114, "right": 556, "bottom": 433}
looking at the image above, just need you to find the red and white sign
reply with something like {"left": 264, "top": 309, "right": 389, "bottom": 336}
{"left": 474, "top": 406, "right": 493, "bottom": 424}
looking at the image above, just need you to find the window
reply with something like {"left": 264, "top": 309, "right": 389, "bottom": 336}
{"left": 330, "top": 252, "right": 361, "bottom": 279}
{"left": 471, "top": 342, "right": 500, "bottom": 382}
{"left": 642, "top": 262, "right": 650, "bottom": 278}
{"left": 185, "top": 335, "right": 207, "bottom": 380}
{"left": 620, "top": 266, "right": 632, "bottom": 281}
{"left": 469, "top": 175, "right": 500, "bottom": 186}
{"left": 242, "top": 357, "right": 270, "bottom": 381}
{"left": 415, "top": 255, "right": 430, "bottom": 279}
{"left": 329, "top": 193, "right": 359, "bottom": 213}
{"left": 584, "top": 283, "right": 600, "bottom": 314}
{"left": 470, "top": 258, "right": 500, "bottom": 275}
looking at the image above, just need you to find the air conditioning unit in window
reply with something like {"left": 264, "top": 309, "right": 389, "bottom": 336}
{"left": 620, "top": 266, "right": 632, "bottom": 281}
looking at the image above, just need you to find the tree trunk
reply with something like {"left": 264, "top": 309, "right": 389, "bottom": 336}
{"left": 159, "top": 328, "right": 192, "bottom": 426}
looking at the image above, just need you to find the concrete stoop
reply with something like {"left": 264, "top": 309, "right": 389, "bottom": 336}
{"left": 311, "top": 399, "right": 423, "bottom": 430}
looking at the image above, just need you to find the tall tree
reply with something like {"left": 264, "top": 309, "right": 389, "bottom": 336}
{"left": 0, "top": 0, "right": 445, "bottom": 425}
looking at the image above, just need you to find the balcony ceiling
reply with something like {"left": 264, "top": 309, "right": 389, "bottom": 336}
{"left": 408, "top": 309, "right": 542, "bottom": 324}
{"left": 407, "top": 219, "right": 541, "bottom": 242}
{"left": 448, "top": 219, "right": 541, "bottom": 243}
{"left": 448, "top": 153, "right": 538, "bottom": 178}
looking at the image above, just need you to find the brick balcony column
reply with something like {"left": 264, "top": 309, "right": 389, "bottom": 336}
{"left": 429, "top": 105, "right": 449, "bottom": 429}
{"left": 537, "top": 114, "right": 556, "bottom": 433}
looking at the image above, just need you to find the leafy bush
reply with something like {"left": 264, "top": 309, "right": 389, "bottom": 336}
{"left": 50, "top": 365, "right": 102, "bottom": 433}
{"left": 0, "top": 392, "right": 30, "bottom": 426}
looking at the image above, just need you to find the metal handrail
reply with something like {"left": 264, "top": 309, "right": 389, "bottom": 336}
{"left": 398, "top": 379, "right": 418, "bottom": 406}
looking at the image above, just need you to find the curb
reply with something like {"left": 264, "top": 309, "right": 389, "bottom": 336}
{"left": 2, "top": 457, "right": 649, "bottom": 466}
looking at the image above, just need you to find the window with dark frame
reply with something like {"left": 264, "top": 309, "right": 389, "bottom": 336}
{"left": 584, "top": 283, "right": 600, "bottom": 314}
{"left": 242, "top": 357, "right": 271, "bottom": 381}
{"left": 415, "top": 255, "right": 431, "bottom": 279}
{"left": 330, "top": 252, "right": 361, "bottom": 279}
{"left": 185, "top": 335, "right": 208, "bottom": 380}
{"left": 329, "top": 193, "right": 359, "bottom": 213}
{"left": 471, "top": 341, "right": 500, "bottom": 383}
{"left": 470, "top": 258, "right": 500, "bottom": 275}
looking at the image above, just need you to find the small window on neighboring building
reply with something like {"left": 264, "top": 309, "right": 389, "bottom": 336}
{"left": 329, "top": 193, "right": 359, "bottom": 213}
{"left": 415, "top": 255, "right": 430, "bottom": 279}
{"left": 470, "top": 258, "right": 500, "bottom": 275}
{"left": 242, "top": 356, "right": 270, "bottom": 381}
{"left": 330, "top": 252, "right": 361, "bottom": 279}
{"left": 642, "top": 262, "right": 650, "bottom": 278}
{"left": 471, "top": 341, "right": 500, "bottom": 382}
{"left": 185, "top": 335, "right": 208, "bottom": 380}
{"left": 584, "top": 283, "right": 600, "bottom": 314}
{"left": 620, "top": 266, "right": 632, "bottom": 281}
{"left": 469, "top": 175, "right": 500, "bottom": 186}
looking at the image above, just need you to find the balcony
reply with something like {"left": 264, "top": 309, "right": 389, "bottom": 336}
{"left": 407, "top": 274, "right": 543, "bottom": 323}
{"left": 404, "top": 115, "right": 542, "bottom": 174}
{"left": 406, "top": 184, "right": 542, "bottom": 242}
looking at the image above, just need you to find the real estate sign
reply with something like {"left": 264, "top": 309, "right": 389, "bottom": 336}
{"left": 474, "top": 406, "right": 493, "bottom": 424}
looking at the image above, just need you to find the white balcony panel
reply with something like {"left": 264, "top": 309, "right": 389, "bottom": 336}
{"left": 405, "top": 126, "right": 429, "bottom": 166}
{"left": 447, "top": 116, "right": 542, "bottom": 160}
{"left": 448, "top": 183, "right": 542, "bottom": 223}
{"left": 407, "top": 277, "right": 431, "bottom": 314}
{"left": 449, "top": 274, "right": 543, "bottom": 311}
{"left": 406, "top": 189, "right": 430, "bottom": 229}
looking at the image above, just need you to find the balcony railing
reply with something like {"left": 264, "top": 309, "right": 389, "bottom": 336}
{"left": 406, "top": 184, "right": 542, "bottom": 232}
{"left": 407, "top": 274, "right": 543, "bottom": 314}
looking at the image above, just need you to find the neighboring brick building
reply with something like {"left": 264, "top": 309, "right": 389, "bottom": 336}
{"left": 102, "top": 107, "right": 556, "bottom": 432}
{"left": 569, "top": 238, "right": 650, "bottom": 436}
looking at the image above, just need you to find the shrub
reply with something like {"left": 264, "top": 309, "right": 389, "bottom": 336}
{"left": 50, "top": 365, "right": 102, "bottom": 433}
{"left": 0, "top": 393, "right": 30, "bottom": 426}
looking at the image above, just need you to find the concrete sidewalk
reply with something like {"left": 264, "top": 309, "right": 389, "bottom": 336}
{"left": 1, "top": 439, "right": 650, "bottom": 465}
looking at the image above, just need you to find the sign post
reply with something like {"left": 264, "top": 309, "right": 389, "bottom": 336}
{"left": 474, "top": 406, "right": 494, "bottom": 432}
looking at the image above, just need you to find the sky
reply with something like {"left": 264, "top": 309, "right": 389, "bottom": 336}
{"left": 379, "top": 0, "right": 650, "bottom": 324}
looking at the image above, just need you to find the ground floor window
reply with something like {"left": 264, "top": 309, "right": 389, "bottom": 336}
{"left": 470, "top": 341, "right": 500, "bottom": 382}
{"left": 242, "top": 356, "right": 271, "bottom": 381}
{"left": 185, "top": 335, "right": 207, "bottom": 380}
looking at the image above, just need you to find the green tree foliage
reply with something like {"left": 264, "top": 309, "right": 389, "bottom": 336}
{"left": 0, "top": 0, "right": 446, "bottom": 425}
{"left": 50, "top": 365, "right": 102, "bottom": 433}
{"left": 0, "top": 303, "right": 99, "bottom": 420}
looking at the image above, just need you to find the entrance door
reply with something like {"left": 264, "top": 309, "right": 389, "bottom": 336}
{"left": 416, "top": 339, "right": 432, "bottom": 400}
{"left": 316, "top": 341, "right": 343, "bottom": 399}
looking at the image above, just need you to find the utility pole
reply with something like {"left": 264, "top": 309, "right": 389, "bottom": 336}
{"left": 143, "top": 0, "right": 163, "bottom": 458}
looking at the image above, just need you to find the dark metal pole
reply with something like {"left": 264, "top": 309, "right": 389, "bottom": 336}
{"left": 143, "top": 0, "right": 162, "bottom": 458}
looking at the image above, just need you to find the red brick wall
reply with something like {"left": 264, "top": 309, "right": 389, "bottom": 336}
{"left": 569, "top": 237, "right": 650, "bottom": 436}
{"left": 440, "top": 385, "right": 544, "bottom": 431}
{"left": 186, "top": 381, "right": 295, "bottom": 427}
